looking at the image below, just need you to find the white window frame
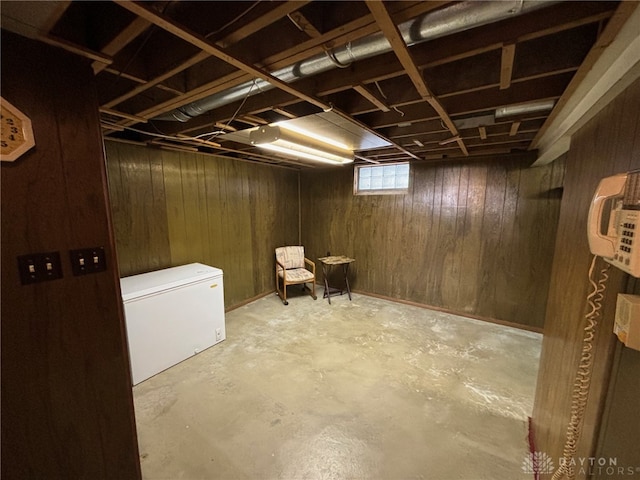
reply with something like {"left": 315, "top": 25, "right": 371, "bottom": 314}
{"left": 353, "top": 162, "right": 411, "bottom": 195}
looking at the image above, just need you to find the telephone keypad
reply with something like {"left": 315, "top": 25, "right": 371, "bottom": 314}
{"left": 618, "top": 221, "right": 637, "bottom": 258}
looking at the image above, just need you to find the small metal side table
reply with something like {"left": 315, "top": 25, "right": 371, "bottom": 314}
{"left": 317, "top": 255, "right": 355, "bottom": 304}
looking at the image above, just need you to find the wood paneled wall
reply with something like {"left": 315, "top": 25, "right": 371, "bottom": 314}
{"left": 1, "top": 32, "right": 140, "bottom": 478}
{"left": 300, "top": 154, "right": 564, "bottom": 329}
{"left": 532, "top": 78, "right": 640, "bottom": 473}
{"left": 105, "top": 141, "right": 299, "bottom": 308}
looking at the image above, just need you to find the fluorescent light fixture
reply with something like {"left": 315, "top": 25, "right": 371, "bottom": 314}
{"left": 250, "top": 125, "right": 354, "bottom": 165}
{"left": 274, "top": 122, "right": 351, "bottom": 151}
{"left": 258, "top": 142, "right": 353, "bottom": 165}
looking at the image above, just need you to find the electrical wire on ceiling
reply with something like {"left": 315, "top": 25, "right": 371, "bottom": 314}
{"left": 393, "top": 106, "right": 405, "bottom": 117}
{"left": 194, "top": 130, "right": 227, "bottom": 139}
{"left": 325, "top": 45, "right": 352, "bottom": 68}
{"left": 374, "top": 81, "right": 387, "bottom": 99}
{"left": 106, "top": 1, "right": 258, "bottom": 99}
{"left": 141, "top": 78, "right": 259, "bottom": 146}
{"left": 286, "top": 13, "right": 303, "bottom": 31}
{"left": 205, "top": 1, "right": 261, "bottom": 39}
{"left": 104, "top": 122, "right": 198, "bottom": 142}
{"left": 111, "top": 27, "right": 155, "bottom": 87}
{"left": 203, "top": 78, "right": 258, "bottom": 142}
{"left": 109, "top": 2, "right": 174, "bottom": 88}
{"left": 158, "top": 0, "right": 561, "bottom": 123}
{"left": 374, "top": 80, "right": 404, "bottom": 117}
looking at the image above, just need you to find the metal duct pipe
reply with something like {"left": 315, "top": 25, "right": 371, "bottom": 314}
{"left": 158, "top": 0, "right": 559, "bottom": 122}
{"left": 495, "top": 99, "right": 556, "bottom": 118}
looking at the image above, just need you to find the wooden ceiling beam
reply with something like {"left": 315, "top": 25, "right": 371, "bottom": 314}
{"left": 102, "top": 1, "right": 309, "bottom": 111}
{"left": 216, "top": 1, "right": 312, "bottom": 47}
{"left": 305, "top": 5, "right": 615, "bottom": 102}
{"left": 99, "top": 107, "right": 148, "bottom": 123}
{"left": 160, "top": 88, "right": 302, "bottom": 136}
{"left": 257, "top": 1, "right": 449, "bottom": 75}
{"left": 38, "top": 34, "right": 113, "bottom": 65}
{"left": 500, "top": 43, "right": 516, "bottom": 90}
{"left": 360, "top": 72, "right": 572, "bottom": 129}
{"left": 92, "top": 16, "right": 151, "bottom": 74}
{"left": 391, "top": 116, "right": 545, "bottom": 137}
{"left": 331, "top": 64, "right": 579, "bottom": 117}
{"left": 353, "top": 84, "right": 391, "bottom": 112}
{"left": 379, "top": 119, "right": 446, "bottom": 138}
{"left": 99, "top": 0, "right": 615, "bottom": 162}
{"left": 531, "top": 0, "right": 640, "bottom": 148}
{"left": 103, "top": 51, "right": 210, "bottom": 109}
{"left": 272, "top": 107, "right": 297, "bottom": 119}
{"left": 287, "top": 11, "right": 322, "bottom": 39}
{"left": 105, "top": 2, "right": 366, "bottom": 117}
{"left": 239, "top": 114, "right": 269, "bottom": 126}
{"left": 365, "top": 0, "right": 468, "bottom": 156}
{"left": 101, "top": 67, "right": 184, "bottom": 96}
{"left": 366, "top": 1, "right": 431, "bottom": 99}
{"left": 114, "top": 2, "right": 412, "bottom": 161}
{"left": 331, "top": 107, "right": 420, "bottom": 160}
{"left": 114, "top": 1, "right": 331, "bottom": 112}
{"left": 105, "top": 0, "right": 449, "bottom": 123}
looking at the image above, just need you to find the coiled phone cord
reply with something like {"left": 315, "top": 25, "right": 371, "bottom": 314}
{"left": 552, "top": 255, "right": 610, "bottom": 480}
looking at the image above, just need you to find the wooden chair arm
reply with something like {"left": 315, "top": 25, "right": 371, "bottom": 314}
{"left": 276, "top": 259, "right": 287, "bottom": 281}
{"left": 304, "top": 257, "right": 315, "bottom": 274}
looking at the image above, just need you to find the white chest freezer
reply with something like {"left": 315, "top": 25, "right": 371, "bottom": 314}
{"left": 120, "top": 263, "right": 225, "bottom": 385}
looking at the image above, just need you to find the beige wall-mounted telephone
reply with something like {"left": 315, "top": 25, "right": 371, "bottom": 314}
{"left": 588, "top": 171, "right": 640, "bottom": 278}
{"left": 554, "top": 171, "right": 640, "bottom": 480}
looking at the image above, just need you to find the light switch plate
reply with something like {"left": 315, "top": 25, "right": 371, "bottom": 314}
{"left": 17, "top": 251, "right": 63, "bottom": 285}
{"left": 69, "top": 247, "right": 106, "bottom": 276}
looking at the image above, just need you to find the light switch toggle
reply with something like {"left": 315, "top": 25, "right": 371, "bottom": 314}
{"left": 17, "top": 251, "right": 63, "bottom": 285}
{"left": 69, "top": 247, "right": 107, "bottom": 276}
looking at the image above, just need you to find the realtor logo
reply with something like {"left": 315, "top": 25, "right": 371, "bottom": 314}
{"left": 522, "top": 451, "right": 555, "bottom": 475}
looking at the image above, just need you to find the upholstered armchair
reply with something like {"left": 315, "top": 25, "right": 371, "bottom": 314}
{"left": 275, "top": 246, "right": 317, "bottom": 305}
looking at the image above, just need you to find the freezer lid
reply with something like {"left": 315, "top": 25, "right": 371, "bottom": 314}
{"left": 121, "top": 263, "right": 223, "bottom": 301}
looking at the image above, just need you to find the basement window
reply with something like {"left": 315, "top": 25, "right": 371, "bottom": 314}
{"left": 354, "top": 162, "right": 410, "bottom": 195}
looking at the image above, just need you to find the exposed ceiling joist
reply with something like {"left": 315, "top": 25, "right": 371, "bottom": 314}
{"left": 500, "top": 43, "right": 516, "bottom": 90}
{"left": 287, "top": 11, "right": 322, "bottom": 39}
{"left": 40, "top": 33, "right": 113, "bottom": 64}
{"left": 532, "top": 1, "right": 640, "bottom": 165}
{"left": 92, "top": 16, "right": 150, "bottom": 73}
{"left": 114, "top": 0, "right": 331, "bottom": 112}
{"left": 365, "top": 0, "right": 468, "bottom": 156}
{"left": 216, "top": 1, "right": 313, "bottom": 48}
{"left": 353, "top": 84, "right": 391, "bottom": 112}
{"left": 3, "top": 0, "right": 626, "bottom": 167}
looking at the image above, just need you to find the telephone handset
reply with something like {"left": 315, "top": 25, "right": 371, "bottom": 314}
{"left": 588, "top": 171, "right": 640, "bottom": 278}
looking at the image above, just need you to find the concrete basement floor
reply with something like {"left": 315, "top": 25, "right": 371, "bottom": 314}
{"left": 133, "top": 287, "right": 541, "bottom": 480}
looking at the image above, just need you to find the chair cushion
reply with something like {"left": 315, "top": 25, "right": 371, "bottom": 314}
{"left": 279, "top": 267, "right": 314, "bottom": 282}
{"left": 275, "top": 246, "right": 305, "bottom": 270}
